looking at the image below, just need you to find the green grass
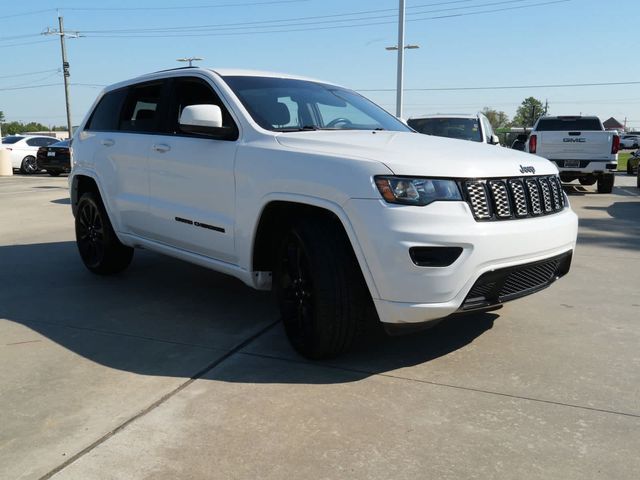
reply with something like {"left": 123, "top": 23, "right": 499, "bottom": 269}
{"left": 618, "top": 152, "right": 631, "bottom": 171}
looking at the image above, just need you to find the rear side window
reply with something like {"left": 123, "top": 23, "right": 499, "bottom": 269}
{"left": 119, "top": 82, "right": 164, "bottom": 133}
{"left": 86, "top": 89, "right": 127, "bottom": 131}
{"left": 26, "top": 137, "right": 58, "bottom": 147}
{"left": 536, "top": 118, "right": 602, "bottom": 131}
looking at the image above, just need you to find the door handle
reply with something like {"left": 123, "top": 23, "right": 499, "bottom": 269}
{"left": 101, "top": 139, "right": 115, "bottom": 147}
{"left": 153, "top": 144, "right": 171, "bottom": 153}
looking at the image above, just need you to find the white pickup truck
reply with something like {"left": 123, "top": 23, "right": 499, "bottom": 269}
{"left": 526, "top": 116, "right": 620, "bottom": 193}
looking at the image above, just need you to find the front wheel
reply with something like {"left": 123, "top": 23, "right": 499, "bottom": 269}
{"left": 274, "top": 217, "right": 373, "bottom": 359}
{"left": 75, "top": 192, "right": 134, "bottom": 275}
{"left": 20, "top": 156, "right": 38, "bottom": 174}
{"left": 597, "top": 173, "right": 614, "bottom": 194}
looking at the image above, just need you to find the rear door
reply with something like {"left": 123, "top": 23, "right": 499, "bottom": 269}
{"left": 80, "top": 81, "right": 166, "bottom": 236}
{"left": 145, "top": 75, "right": 239, "bottom": 263}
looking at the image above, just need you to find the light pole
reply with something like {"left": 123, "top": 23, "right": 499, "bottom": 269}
{"left": 385, "top": 0, "right": 419, "bottom": 119}
{"left": 43, "top": 16, "right": 81, "bottom": 139}
{"left": 177, "top": 57, "right": 203, "bottom": 67}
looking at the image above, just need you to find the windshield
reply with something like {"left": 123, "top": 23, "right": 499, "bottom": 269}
{"left": 222, "top": 75, "right": 411, "bottom": 133}
{"left": 407, "top": 117, "right": 482, "bottom": 142}
{"left": 2, "top": 136, "right": 23, "bottom": 144}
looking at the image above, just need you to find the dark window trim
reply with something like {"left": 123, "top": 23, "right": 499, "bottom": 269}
{"left": 162, "top": 76, "right": 240, "bottom": 141}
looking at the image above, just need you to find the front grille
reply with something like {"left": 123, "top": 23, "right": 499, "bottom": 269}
{"left": 461, "top": 251, "right": 573, "bottom": 311}
{"left": 463, "top": 175, "right": 565, "bottom": 221}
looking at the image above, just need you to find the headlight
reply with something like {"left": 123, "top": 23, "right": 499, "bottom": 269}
{"left": 374, "top": 176, "right": 462, "bottom": 206}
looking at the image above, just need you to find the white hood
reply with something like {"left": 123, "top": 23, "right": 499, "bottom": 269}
{"left": 276, "top": 130, "right": 557, "bottom": 178}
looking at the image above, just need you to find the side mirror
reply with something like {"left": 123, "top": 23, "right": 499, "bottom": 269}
{"left": 179, "top": 104, "right": 224, "bottom": 135}
{"left": 490, "top": 134, "right": 500, "bottom": 145}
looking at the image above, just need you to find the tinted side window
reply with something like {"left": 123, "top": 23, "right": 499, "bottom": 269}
{"left": 168, "top": 77, "right": 238, "bottom": 139}
{"left": 119, "top": 82, "right": 164, "bottom": 133}
{"left": 86, "top": 89, "right": 127, "bottom": 131}
{"left": 26, "top": 137, "right": 54, "bottom": 147}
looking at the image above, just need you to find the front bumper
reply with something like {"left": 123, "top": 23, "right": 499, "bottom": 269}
{"left": 344, "top": 199, "right": 578, "bottom": 324}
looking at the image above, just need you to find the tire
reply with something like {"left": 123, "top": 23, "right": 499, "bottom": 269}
{"left": 75, "top": 192, "right": 134, "bottom": 275}
{"left": 20, "top": 156, "right": 38, "bottom": 174}
{"left": 274, "top": 216, "right": 372, "bottom": 359}
{"left": 48, "top": 170, "right": 61, "bottom": 177}
{"left": 637, "top": 170, "right": 640, "bottom": 189}
{"left": 597, "top": 173, "right": 614, "bottom": 194}
{"left": 578, "top": 178, "right": 596, "bottom": 186}
{"left": 628, "top": 162, "right": 634, "bottom": 175}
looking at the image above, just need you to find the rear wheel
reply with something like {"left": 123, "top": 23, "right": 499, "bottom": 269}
{"left": 274, "top": 217, "right": 372, "bottom": 359}
{"left": 75, "top": 192, "right": 134, "bottom": 275}
{"left": 20, "top": 156, "right": 38, "bottom": 174}
{"left": 597, "top": 173, "right": 614, "bottom": 194}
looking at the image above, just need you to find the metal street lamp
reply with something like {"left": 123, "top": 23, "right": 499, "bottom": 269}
{"left": 385, "top": 0, "right": 420, "bottom": 119}
{"left": 177, "top": 57, "right": 203, "bottom": 67}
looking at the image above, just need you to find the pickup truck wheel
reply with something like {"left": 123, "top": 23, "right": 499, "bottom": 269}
{"left": 75, "top": 192, "right": 134, "bottom": 275}
{"left": 274, "top": 218, "right": 367, "bottom": 359}
{"left": 597, "top": 174, "right": 614, "bottom": 194}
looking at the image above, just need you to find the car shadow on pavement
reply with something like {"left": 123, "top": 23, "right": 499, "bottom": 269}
{"left": 577, "top": 201, "right": 640, "bottom": 252}
{"left": 0, "top": 241, "right": 496, "bottom": 385}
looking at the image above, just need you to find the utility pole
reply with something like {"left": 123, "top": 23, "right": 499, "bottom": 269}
{"left": 385, "top": 0, "right": 419, "bottom": 118}
{"left": 43, "top": 16, "right": 80, "bottom": 139}
{"left": 396, "top": 0, "right": 406, "bottom": 119}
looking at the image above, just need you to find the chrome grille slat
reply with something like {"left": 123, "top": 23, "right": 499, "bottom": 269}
{"left": 463, "top": 175, "right": 564, "bottom": 221}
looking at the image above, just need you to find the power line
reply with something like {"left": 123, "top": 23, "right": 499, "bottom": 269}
{"left": 0, "top": 9, "right": 53, "bottom": 20}
{"left": 0, "top": 82, "right": 105, "bottom": 92}
{"left": 358, "top": 80, "right": 640, "bottom": 92}
{"left": 78, "top": 0, "right": 480, "bottom": 33}
{"left": 63, "top": 0, "right": 313, "bottom": 12}
{"left": 0, "top": 68, "right": 59, "bottom": 80}
{"left": 0, "top": 39, "right": 57, "bottom": 49}
{"left": 80, "top": 0, "right": 570, "bottom": 38}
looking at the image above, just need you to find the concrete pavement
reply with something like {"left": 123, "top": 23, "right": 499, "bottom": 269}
{"left": 1, "top": 173, "right": 638, "bottom": 479}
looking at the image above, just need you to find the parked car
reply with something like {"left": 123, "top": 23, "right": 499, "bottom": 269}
{"left": 37, "top": 139, "right": 71, "bottom": 176}
{"left": 511, "top": 134, "right": 528, "bottom": 151}
{"left": 620, "top": 134, "right": 640, "bottom": 149}
{"left": 70, "top": 67, "right": 578, "bottom": 358}
{"left": 526, "top": 116, "right": 619, "bottom": 193}
{"left": 0, "top": 135, "right": 60, "bottom": 174}
{"left": 407, "top": 113, "right": 501, "bottom": 145}
{"left": 628, "top": 149, "right": 640, "bottom": 175}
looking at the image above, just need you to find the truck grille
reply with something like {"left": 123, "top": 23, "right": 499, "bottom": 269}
{"left": 463, "top": 175, "right": 565, "bottom": 221}
{"left": 460, "top": 251, "right": 573, "bottom": 311}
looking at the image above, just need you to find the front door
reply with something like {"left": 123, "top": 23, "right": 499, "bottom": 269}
{"left": 146, "top": 76, "right": 239, "bottom": 263}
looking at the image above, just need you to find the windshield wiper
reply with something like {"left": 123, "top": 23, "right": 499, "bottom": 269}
{"left": 276, "top": 125, "right": 319, "bottom": 132}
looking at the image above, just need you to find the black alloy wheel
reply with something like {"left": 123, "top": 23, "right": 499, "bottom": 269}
{"left": 278, "top": 231, "right": 315, "bottom": 351}
{"left": 20, "top": 156, "right": 38, "bottom": 174}
{"left": 75, "top": 192, "right": 133, "bottom": 274}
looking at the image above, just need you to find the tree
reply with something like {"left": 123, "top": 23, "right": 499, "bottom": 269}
{"left": 0, "top": 111, "right": 5, "bottom": 123}
{"left": 1, "top": 121, "right": 50, "bottom": 135}
{"left": 512, "top": 97, "right": 546, "bottom": 127}
{"left": 481, "top": 107, "right": 510, "bottom": 131}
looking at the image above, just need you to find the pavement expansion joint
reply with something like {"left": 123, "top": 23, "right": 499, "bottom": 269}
{"left": 38, "top": 319, "right": 281, "bottom": 480}
{"left": 239, "top": 351, "right": 640, "bottom": 420}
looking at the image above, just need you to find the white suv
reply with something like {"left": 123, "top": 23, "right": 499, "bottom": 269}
{"left": 70, "top": 67, "right": 578, "bottom": 358}
{"left": 407, "top": 113, "right": 501, "bottom": 145}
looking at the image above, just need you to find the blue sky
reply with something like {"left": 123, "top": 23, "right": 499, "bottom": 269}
{"left": 1, "top": 0, "right": 639, "bottom": 129}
